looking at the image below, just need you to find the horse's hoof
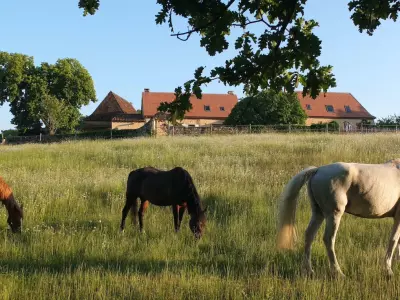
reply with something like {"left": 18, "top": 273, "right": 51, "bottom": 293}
{"left": 331, "top": 271, "right": 346, "bottom": 279}
{"left": 387, "top": 269, "right": 394, "bottom": 278}
{"left": 301, "top": 268, "right": 315, "bottom": 278}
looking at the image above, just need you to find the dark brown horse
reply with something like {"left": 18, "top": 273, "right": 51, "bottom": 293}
{"left": 120, "top": 167, "right": 207, "bottom": 239}
{"left": 0, "top": 177, "right": 24, "bottom": 233}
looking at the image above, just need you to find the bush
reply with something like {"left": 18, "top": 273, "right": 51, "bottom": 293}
{"left": 310, "top": 121, "right": 339, "bottom": 131}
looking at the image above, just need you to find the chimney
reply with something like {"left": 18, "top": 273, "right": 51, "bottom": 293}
{"left": 228, "top": 91, "right": 234, "bottom": 95}
{"left": 144, "top": 88, "right": 150, "bottom": 92}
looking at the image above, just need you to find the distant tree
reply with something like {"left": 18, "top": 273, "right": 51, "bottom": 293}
{"left": 38, "top": 94, "right": 70, "bottom": 135}
{"left": 376, "top": 114, "right": 400, "bottom": 126}
{"left": 0, "top": 52, "right": 96, "bottom": 135}
{"left": 224, "top": 90, "right": 307, "bottom": 125}
{"left": 78, "top": 0, "right": 399, "bottom": 122}
{"left": 1, "top": 129, "right": 19, "bottom": 138}
{"left": 375, "top": 114, "right": 400, "bottom": 126}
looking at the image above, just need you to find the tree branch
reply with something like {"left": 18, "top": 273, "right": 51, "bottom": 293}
{"left": 171, "top": 0, "right": 236, "bottom": 41}
{"left": 232, "top": 17, "right": 280, "bottom": 29}
{"left": 274, "top": 1, "right": 298, "bottom": 51}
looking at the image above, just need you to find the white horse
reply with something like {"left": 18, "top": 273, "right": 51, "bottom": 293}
{"left": 277, "top": 159, "right": 400, "bottom": 277}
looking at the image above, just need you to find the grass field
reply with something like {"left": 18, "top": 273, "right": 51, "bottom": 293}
{"left": 1, "top": 133, "right": 400, "bottom": 299}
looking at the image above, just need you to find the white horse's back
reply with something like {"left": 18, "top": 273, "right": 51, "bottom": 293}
{"left": 311, "top": 162, "right": 400, "bottom": 218}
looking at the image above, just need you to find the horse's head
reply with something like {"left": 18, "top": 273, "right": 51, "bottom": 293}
{"left": 189, "top": 207, "right": 207, "bottom": 239}
{"left": 384, "top": 158, "right": 400, "bottom": 169}
{"left": 7, "top": 203, "right": 23, "bottom": 233}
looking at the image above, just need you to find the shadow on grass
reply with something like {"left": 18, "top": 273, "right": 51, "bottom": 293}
{"left": 202, "top": 194, "right": 251, "bottom": 227}
{"left": 0, "top": 242, "right": 318, "bottom": 281}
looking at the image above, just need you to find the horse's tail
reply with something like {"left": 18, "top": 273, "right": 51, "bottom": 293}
{"left": 277, "top": 166, "right": 318, "bottom": 250}
{"left": 126, "top": 170, "right": 142, "bottom": 223}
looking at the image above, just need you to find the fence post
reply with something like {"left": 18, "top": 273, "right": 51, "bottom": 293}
{"left": 172, "top": 126, "right": 175, "bottom": 136}
{"left": 110, "top": 128, "right": 113, "bottom": 139}
{"left": 249, "top": 124, "right": 251, "bottom": 134}
{"left": 210, "top": 124, "right": 213, "bottom": 135}
{"left": 289, "top": 124, "right": 291, "bottom": 133}
{"left": 396, "top": 125, "right": 398, "bottom": 133}
{"left": 326, "top": 123, "right": 328, "bottom": 133}
{"left": 39, "top": 133, "right": 42, "bottom": 142}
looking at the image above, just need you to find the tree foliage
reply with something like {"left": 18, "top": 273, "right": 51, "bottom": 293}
{"left": 78, "top": 0, "right": 399, "bottom": 121}
{"left": 376, "top": 114, "right": 400, "bottom": 126}
{"left": 0, "top": 52, "right": 96, "bottom": 135}
{"left": 224, "top": 90, "right": 307, "bottom": 125}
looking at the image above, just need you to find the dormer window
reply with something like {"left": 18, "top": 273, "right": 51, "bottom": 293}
{"left": 306, "top": 104, "right": 312, "bottom": 110}
{"left": 220, "top": 106, "right": 225, "bottom": 111}
{"left": 344, "top": 105, "right": 351, "bottom": 113}
{"left": 204, "top": 105, "right": 211, "bottom": 111}
{"left": 325, "top": 105, "right": 334, "bottom": 112}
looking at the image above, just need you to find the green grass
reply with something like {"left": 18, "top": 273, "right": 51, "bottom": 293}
{"left": 1, "top": 133, "right": 400, "bottom": 299}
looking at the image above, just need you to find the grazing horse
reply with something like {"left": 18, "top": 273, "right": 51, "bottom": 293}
{"left": 277, "top": 159, "right": 400, "bottom": 277}
{"left": 120, "top": 167, "right": 207, "bottom": 239}
{"left": 0, "top": 177, "right": 24, "bottom": 233}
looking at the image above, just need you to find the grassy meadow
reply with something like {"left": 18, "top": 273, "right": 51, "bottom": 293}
{"left": 1, "top": 133, "right": 400, "bottom": 299}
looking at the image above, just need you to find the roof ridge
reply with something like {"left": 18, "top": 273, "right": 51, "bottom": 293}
{"left": 295, "top": 91, "right": 351, "bottom": 95}
{"left": 142, "top": 91, "right": 237, "bottom": 96}
{"left": 109, "top": 91, "right": 136, "bottom": 113}
{"left": 108, "top": 91, "right": 125, "bottom": 113}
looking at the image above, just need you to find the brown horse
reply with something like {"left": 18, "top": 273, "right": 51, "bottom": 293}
{"left": 0, "top": 177, "right": 24, "bottom": 233}
{"left": 120, "top": 167, "right": 207, "bottom": 239}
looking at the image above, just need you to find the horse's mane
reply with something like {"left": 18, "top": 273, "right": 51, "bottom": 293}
{"left": 182, "top": 169, "right": 202, "bottom": 214}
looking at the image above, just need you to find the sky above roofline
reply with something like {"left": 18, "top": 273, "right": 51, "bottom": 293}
{"left": 0, "top": 0, "right": 399, "bottom": 131}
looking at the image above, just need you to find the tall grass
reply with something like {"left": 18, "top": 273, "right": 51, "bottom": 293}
{"left": 0, "top": 133, "right": 400, "bottom": 299}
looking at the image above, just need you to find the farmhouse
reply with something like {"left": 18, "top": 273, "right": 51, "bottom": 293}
{"left": 83, "top": 89, "right": 238, "bottom": 130}
{"left": 83, "top": 91, "right": 145, "bottom": 131}
{"left": 141, "top": 88, "right": 238, "bottom": 127}
{"left": 297, "top": 92, "right": 375, "bottom": 130}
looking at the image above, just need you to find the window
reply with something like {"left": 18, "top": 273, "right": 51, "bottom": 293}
{"left": 220, "top": 106, "right": 225, "bottom": 111}
{"left": 344, "top": 105, "right": 351, "bottom": 113}
{"left": 325, "top": 105, "right": 334, "bottom": 112}
{"left": 204, "top": 105, "right": 211, "bottom": 111}
{"left": 306, "top": 104, "right": 312, "bottom": 110}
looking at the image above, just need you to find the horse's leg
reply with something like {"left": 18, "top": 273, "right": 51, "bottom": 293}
{"left": 323, "top": 209, "right": 345, "bottom": 277}
{"left": 138, "top": 200, "right": 149, "bottom": 233}
{"left": 303, "top": 208, "right": 324, "bottom": 276}
{"left": 120, "top": 193, "right": 137, "bottom": 231}
{"left": 178, "top": 205, "right": 186, "bottom": 229}
{"left": 384, "top": 212, "right": 400, "bottom": 276}
{"left": 303, "top": 180, "right": 324, "bottom": 276}
{"left": 172, "top": 205, "right": 179, "bottom": 232}
{"left": 396, "top": 242, "right": 400, "bottom": 260}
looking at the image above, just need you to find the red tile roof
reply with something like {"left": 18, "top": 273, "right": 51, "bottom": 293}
{"left": 297, "top": 92, "right": 375, "bottom": 119}
{"left": 141, "top": 90, "right": 238, "bottom": 119}
{"left": 91, "top": 91, "right": 136, "bottom": 116}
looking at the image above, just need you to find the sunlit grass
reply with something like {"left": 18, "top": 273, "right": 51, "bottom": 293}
{"left": 0, "top": 133, "right": 400, "bottom": 299}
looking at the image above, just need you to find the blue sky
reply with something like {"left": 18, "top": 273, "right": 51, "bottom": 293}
{"left": 0, "top": 0, "right": 398, "bottom": 131}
